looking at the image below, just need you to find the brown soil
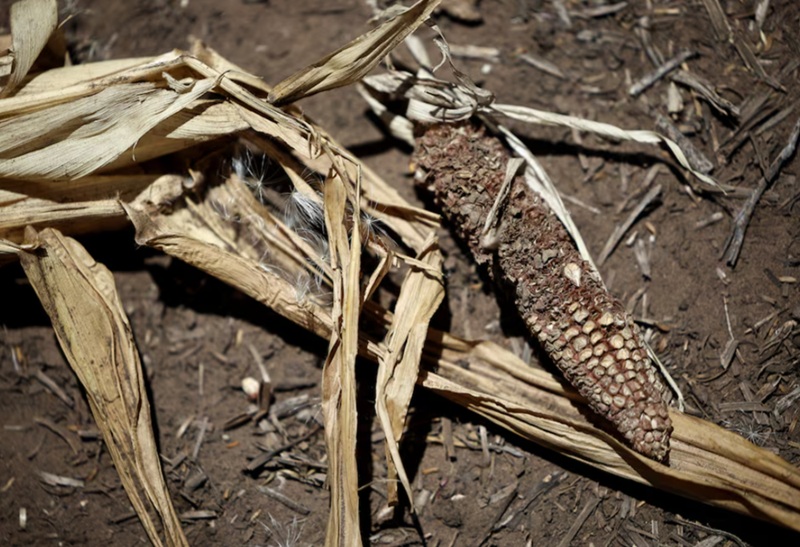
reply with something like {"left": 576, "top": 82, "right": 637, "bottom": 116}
{"left": 1, "top": 1, "right": 799, "bottom": 545}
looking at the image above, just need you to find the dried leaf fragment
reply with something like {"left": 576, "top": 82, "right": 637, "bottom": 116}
{"left": 1, "top": 0, "right": 57, "bottom": 97}
{"left": 376, "top": 234, "right": 444, "bottom": 507}
{"left": 268, "top": 0, "right": 441, "bottom": 105}
{"left": 19, "top": 227, "right": 187, "bottom": 547}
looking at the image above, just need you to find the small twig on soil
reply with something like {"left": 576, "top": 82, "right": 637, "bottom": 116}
{"left": 598, "top": 184, "right": 662, "bottom": 266}
{"left": 615, "top": 165, "right": 662, "bottom": 214}
{"left": 247, "top": 343, "right": 273, "bottom": 414}
{"left": 33, "top": 368, "right": 74, "bottom": 408}
{"left": 670, "top": 71, "right": 740, "bottom": 119}
{"left": 191, "top": 416, "right": 209, "bottom": 461}
{"left": 478, "top": 425, "right": 490, "bottom": 467}
{"left": 518, "top": 53, "right": 568, "bottom": 80}
{"left": 475, "top": 480, "right": 519, "bottom": 547}
{"left": 38, "top": 470, "right": 84, "bottom": 488}
{"left": 499, "top": 471, "right": 567, "bottom": 533}
{"left": 557, "top": 496, "right": 600, "bottom": 547}
{"left": 756, "top": 106, "right": 796, "bottom": 138}
{"left": 441, "top": 417, "right": 455, "bottom": 460}
{"left": 629, "top": 50, "right": 695, "bottom": 97}
{"left": 667, "top": 516, "right": 747, "bottom": 547}
{"left": 570, "top": 1, "right": 627, "bottom": 19}
{"left": 694, "top": 212, "right": 724, "bottom": 230}
{"left": 183, "top": 468, "right": 208, "bottom": 494}
{"left": 449, "top": 44, "right": 500, "bottom": 63}
{"left": 756, "top": 0, "right": 772, "bottom": 33}
{"left": 434, "top": 434, "right": 524, "bottom": 457}
{"left": 720, "top": 91, "right": 773, "bottom": 156}
{"left": 720, "top": 296, "right": 738, "bottom": 370}
{"left": 561, "top": 193, "right": 601, "bottom": 215}
{"left": 699, "top": 0, "right": 782, "bottom": 90}
{"left": 246, "top": 425, "right": 322, "bottom": 473}
{"left": 180, "top": 510, "right": 217, "bottom": 521}
{"left": 257, "top": 485, "right": 311, "bottom": 515}
{"left": 655, "top": 115, "right": 714, "bottom": 174}
{"left": 723, "top": 117, "right": 800, "bottom": 266}
{"left": 633, "top": 237, "right": 651, "bottom": 280}
{"left": 177, "top": 415, "right": 194, "bottom": 439}
{"left": 33, "top": 416, "right": 81, "bottom": 455}
{"left": 551, "top": 0, "right": 572, "bottom": 27}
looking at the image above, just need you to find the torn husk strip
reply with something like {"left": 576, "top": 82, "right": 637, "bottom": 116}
{"left": 123, "top": 179, "right": 800, "bottom": 532}
{"left": 18, "top": 228, "right": 188, "bottom": 547}
{"left": 361, "top": 71, "right": 720, "bottom": 190}
{"left": 321, "top": 169, "right": 363, "bottom": 546}
{"left": 376, "top": 234, "right": 444, "bottom": 506}
{"left": 268, "top": 0, "right": 441, "bottom": 105}
{"left": 0, "top": 174, "right": 162, "bottom": 244}
{"left": 0, "top": 78, "right": 218, "bottom": 180}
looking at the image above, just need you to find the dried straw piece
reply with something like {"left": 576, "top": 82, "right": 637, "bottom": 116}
{"left": 321, "top": 169, "right": 362, "bottom": 546}
{"left": 413, "top": 123, "right": 672, "bottom": 460}
{"left": 375, "top": 234, "right": 444, "bottom": 507}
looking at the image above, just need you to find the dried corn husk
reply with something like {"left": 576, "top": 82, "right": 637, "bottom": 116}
{"left": 0, "top": 0, "right": 799, "bottom": 544}
{"left": 1, "top": 0, "right": 57, "bottom": 97}
{"left": 16, "top": 228, "right": 187, "bottom": 547}
{"left": 319, "top": 168, "right": 363, "bottom": 545}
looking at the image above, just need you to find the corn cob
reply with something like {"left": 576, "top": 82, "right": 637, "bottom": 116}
{"left": 413, "top": 123, "right": 673, "bottom": 461}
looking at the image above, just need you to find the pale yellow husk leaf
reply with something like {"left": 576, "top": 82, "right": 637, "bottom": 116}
{"left": 268, "top": 0, "right": 441, "bottom": 105}
{"left": 17, "top": 228, "right": 188, "bottom": 547}
{"left": 1, "top": 0, "right": 57, "bottom": 97}
{"left": 321, "top": 168, "right": 362, "bottom": 546}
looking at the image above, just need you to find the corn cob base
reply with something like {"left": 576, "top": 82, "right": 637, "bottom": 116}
{"left": 413, "top": 123, "right": 673, "bottom": 461}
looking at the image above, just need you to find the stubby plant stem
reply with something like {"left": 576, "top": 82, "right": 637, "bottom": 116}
{"left": 413, "top": 123, "right": 673, "bottom": 461}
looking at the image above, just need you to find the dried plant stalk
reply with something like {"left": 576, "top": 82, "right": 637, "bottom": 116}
{"left": 123, "top": 173, "right": 800, "bottom": 532}
{"left": 320, "top": 169, "right": 363, "bottom": 546}
{"left": 375, "top": 235, "right": 444, "bottom": 507}
{"left": 421, "top": 342, "right": 800, "bottom": 530}
{"left": 0, "top": 174, "right": 160, "bottom": 245}
{"left": 17, "top": 227, "right": 188, "bottom": 547}
{"left": 413, "top": 123, "right": 672, "bottom": 460}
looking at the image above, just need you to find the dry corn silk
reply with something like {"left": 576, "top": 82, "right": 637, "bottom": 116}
{"left": 413, "top": 122, "right": 673, "bottom": 461}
